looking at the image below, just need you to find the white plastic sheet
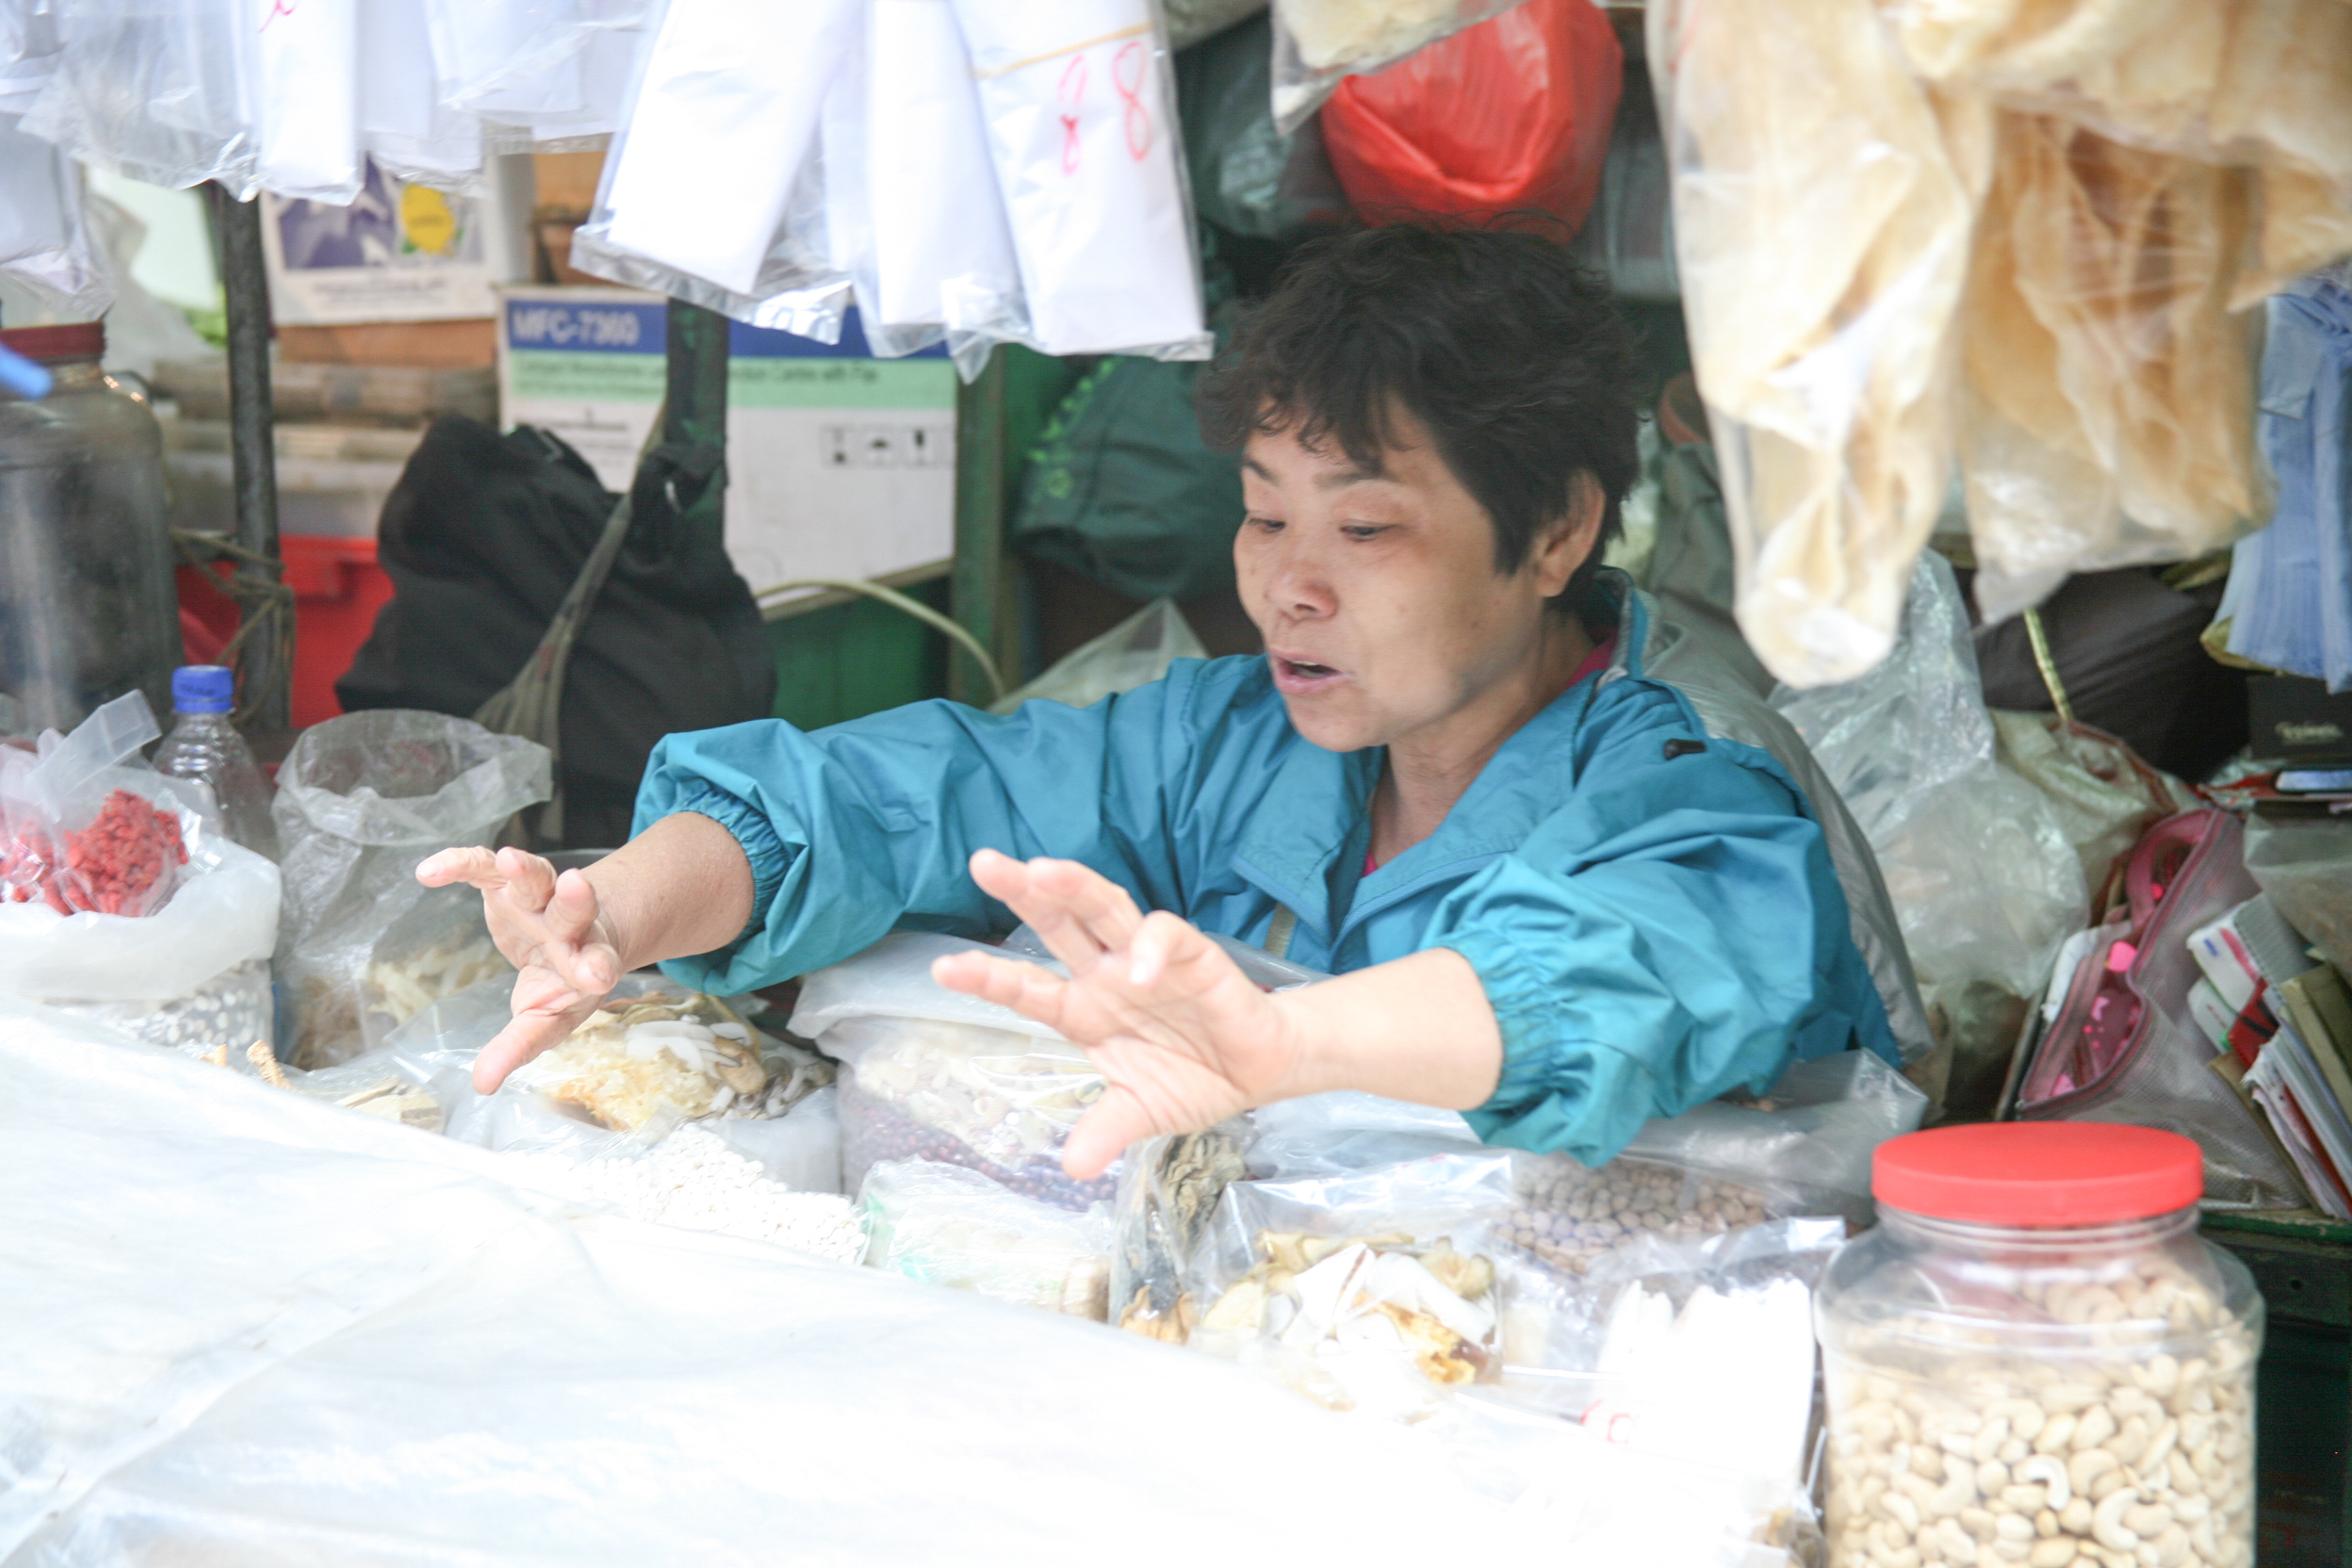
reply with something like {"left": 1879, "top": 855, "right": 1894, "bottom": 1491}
{"left": 356, "top": 0, "right": 483, "bottom": 186}
{"left": 0, "top": 1003, "right": 1530, "bottom": 1567}
{"left": 950, "top": 0, "right": 1210, "bottom": 359}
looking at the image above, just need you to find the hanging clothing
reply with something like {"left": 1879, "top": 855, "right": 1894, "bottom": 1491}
{"left": 639, "top": 576, "right": 1905, "bottom": 1167}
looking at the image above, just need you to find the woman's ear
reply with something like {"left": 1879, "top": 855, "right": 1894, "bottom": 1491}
{"left": 1531, "top": 472, "right": 1606, "bottom": 597}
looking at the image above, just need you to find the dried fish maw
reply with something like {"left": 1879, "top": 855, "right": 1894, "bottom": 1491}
{"left": 1653, "top": 0, "right": 1972, "bottom": 685}
{"left": 1418, "top": 1239, "right": 1494, "bottom": 1301}
{"left": 1371, "top": 1300, "right": 1478, "bottom": 1385}
{"left": 1962, "top": 115, "right": 2262, "bottom": 582}
{"left": 1201, "top": 1278, "right": 1270, "bottom": 1334}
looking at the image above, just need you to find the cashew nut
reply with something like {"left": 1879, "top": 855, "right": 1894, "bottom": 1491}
{"left": 2018, "top": 1456, "right": 2072, "bottom": 1509}
{"left": 2091, "top": 1487, "right": 2140, "bottom": 1552}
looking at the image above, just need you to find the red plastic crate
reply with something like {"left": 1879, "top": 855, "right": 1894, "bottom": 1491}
{"left": 175, "top": 536, "right": 394, "bottom": 731}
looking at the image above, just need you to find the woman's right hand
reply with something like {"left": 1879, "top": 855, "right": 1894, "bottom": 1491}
{"left": 415, "top": 845, "right": 622, "bottom": 1093}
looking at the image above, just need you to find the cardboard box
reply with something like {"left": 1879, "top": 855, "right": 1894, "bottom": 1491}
{"left": 277, "top": 320, "right": 500, "bottom": 369}
{"left": 497, "top": 286, "right": 957, "bottom": 596}
{"left": 261, "top": 156, "right": 534, "bottom": 327}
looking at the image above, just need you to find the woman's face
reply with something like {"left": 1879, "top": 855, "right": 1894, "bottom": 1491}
{"left": 1234, "top": 409, "right": 1598, "bottom": 756}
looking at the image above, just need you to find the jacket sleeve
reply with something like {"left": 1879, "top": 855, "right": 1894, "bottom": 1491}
{"left": 631, "top": 666, "right": 1215, "bottom": 994}
{"left": 1436, "top": 707, "right": 1894, "bottom": 1168}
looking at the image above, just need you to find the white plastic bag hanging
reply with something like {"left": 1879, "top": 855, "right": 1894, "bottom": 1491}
{"left": 816, "top": 8, "right": 945, "bottom": 363}
{"left": 21, "top": 0, "right": 260, "bottom": 194}
{"left": 253, "top": 0, "right": 360, "bottom": 204}
{"left": 865, "top": 0, "right": 1026, "bottom": 352}
{"left": 0, "top": 110, "right": 110, "bottom": 318}
{"left": 1647, "top": 0, "right": 1978, "bottom": 688}
{"left": 599, "top": 0, "right": 857, "bottom": 298}
{"left": 356, "top": 0, "right": 483, "bottom": 187}
{"left": 949, "top": 0, "right": 1211, "bottom": 359}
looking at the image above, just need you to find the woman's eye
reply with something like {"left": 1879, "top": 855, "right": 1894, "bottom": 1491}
{"left": 1246, "top": 514, "right": 1284, "bottom": 532}
{"left": 1341, "top": 524, "right": 1390, "bottom": 541}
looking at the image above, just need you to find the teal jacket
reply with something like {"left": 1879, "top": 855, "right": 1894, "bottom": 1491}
{"left": 639, "top": 587, "right": 1900, "bottom": 1166}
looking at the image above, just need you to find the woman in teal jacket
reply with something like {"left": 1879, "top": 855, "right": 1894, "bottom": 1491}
{"left": 424, "top": 227, "right": 1916, "bottom": 1179}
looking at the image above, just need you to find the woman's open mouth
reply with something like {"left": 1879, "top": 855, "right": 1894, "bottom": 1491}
{"left": 1270, "top": 654, "right": 1345, "bottom": 694}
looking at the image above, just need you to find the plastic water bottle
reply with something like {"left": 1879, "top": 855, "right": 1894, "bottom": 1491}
{"left": 151, "top": 665, "right": 278, "bottom": 859}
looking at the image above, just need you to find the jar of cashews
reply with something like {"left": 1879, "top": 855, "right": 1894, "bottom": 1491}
{"left": 1818, "top": 1124, "right": 2262, "bottom": 1568}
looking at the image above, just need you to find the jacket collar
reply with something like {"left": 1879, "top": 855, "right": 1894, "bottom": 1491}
{"left": 1232, "top": 572, "right": 1656, "bottom": 946}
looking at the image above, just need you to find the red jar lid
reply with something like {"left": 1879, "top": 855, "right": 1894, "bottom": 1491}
{"left": 0, "top": 321, "right": 104, "bottom": 363}
{"left": 1874, "top": 1123, "right": 2203, "bottom": 1225}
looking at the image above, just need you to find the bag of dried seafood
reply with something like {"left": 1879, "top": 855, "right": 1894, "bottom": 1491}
{"left": 793, "top": 931, "right": 1122, "bottom": 1211}
{"left": 271, "top": 711, "right": 549, "bottom": 1068}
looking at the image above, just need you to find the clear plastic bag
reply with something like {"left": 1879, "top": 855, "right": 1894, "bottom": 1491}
{"left": 2244, "top": 809, "right": 2352, "bottom": 979}
{"left": 0, "top": 109, "right": 110, "bottom": 319}
{"left": 0, "top": 698, "right": 280, "bottom": 1058}
{"left": 252, "top": 0, "right": 360, "bottom": 204}
{"left": 1267, "top": 0, "right": 1520, "bottom": 134}
{"left": 1773, "top": 554, "right": 2088, "bottom": 1114}
{"left": 0, "top": 692, "right": 188, "bottom": 919}
{"left": 1109, "top": 1122, "right": 1252, "bottom": 1340}
{"left": 792, "top": 930, "right": 1123, "bottom": 1209}
{"left": 948, "top": 0, "right": 1213, "bottom": 359}
{"left": 1990, "top": 711, "right": 2197, "bottom": 907}
{"left": 1646, "top": 0, "right": 1977, "bottom": 688}
{"left": 859, "top": 1157, "right": 1115, "bottom": 1317}
{"left": 1185, "top": 1151, "right": 1517, "bottom": 1419}
{"left": 270, "top": 711, "right": 549, "bottom": 1069}
{"left": 988, "top": 599, "right": 1205, "bottom": 715}
{"left": 19, "top": 0, "right": 260, "bottom": 194}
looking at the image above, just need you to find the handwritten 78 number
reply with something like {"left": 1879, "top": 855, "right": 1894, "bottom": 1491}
{"left": 1056, "top": 41, "right": 1154, "bottom": 174}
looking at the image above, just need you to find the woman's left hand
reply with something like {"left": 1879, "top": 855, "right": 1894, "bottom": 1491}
{"left": 930, "top": 849, "right": 1310, "bottom": 1180}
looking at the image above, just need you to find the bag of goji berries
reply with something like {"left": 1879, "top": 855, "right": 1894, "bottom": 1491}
{"left": 0, "top": 693, "right": 283, "bottom": 1055}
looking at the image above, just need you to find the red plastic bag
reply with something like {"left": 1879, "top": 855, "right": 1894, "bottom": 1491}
{"left": 1319, "top": 0, "right": 1622, "bottom": 234}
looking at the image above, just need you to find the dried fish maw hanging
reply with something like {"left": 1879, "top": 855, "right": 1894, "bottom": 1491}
{"left": 1650, "top": 0, "right": 1975, "bottom": 686}
{"left": 1960, "top": 115, "right": 2263, "bottom": 599}
{"left": 1886, "top": 0, "right": 2352, "bottom": 300}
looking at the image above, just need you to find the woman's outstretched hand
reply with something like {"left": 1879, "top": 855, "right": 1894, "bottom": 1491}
{"left": 930, "top": 849, "right": 1314, "bottom": 1180}
{"left": 415, "top": 845, "right": 622, "bottom": 1094}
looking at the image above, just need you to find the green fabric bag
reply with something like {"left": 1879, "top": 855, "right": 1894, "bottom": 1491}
{"left": 1011, "top": 355, "right": 1243, "bottom": 604}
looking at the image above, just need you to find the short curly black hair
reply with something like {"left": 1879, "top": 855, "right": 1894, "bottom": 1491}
{"left": 1197, "top": 224, "right": 1641, "bottom": 625}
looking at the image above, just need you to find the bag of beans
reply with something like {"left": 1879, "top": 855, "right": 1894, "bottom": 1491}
{"left": 0, "top": 694, "right": 281, "bottom": 1056}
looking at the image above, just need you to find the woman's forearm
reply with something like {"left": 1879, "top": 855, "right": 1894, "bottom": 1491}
{"left": 1268, "top": 946, "right": 1504, "bottom": 1111}
{"left": 580, "top": 811, "right": 757, "bottom": 972}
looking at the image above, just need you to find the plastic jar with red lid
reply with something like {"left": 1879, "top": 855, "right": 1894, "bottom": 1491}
{"left": 1817, "top": 1123, "right": 2261, "bottom": 1568}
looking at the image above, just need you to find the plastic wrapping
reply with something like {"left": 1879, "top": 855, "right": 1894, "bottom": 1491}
{"left": 989, "top": 600, "right": 1206, "bottom": 715}
{"left": 355, "top": 0, "right": 484, "bottom": 188}
{"left": 1774, "top": 554, "right": 2087, "bottom": 1116}
{"left": 1176, "top": 11, "right": 1344, "bottom": 243}
{"left": 860, "top": 1157, "right": 1115, "bottom": 1318}
{"left": 950, "top": 0, "right": 1212, "bottom": 359}
{"left": 1958, "top": 114, "right": 2267, "bottom": 611}
{"left": 1110, "top": 1122, "right": 1252, "bottom": 1340}
{"left": 270, "top": 711, "right": 550, "bottom": 1069}
{"left": 421, "top": 0, "right": 654, "bottom": 124}
{"left": 792, "top": 932, "right": 1119, "bottom": 1209}
{"left": 569, "top": 0, "right": 854, "bottom": 339}
{"left": 2017, "top": 810, "right": 2308, "bottom": 1209}
{"left": 1267, "top": 0, "right": 1519, "bottom": 133}
{"left": 1187, "top": 1152, "right": 1518, "bottom": 1419}
{"left": 2243, "top": 810, "right": 2352, "bottom": 979}
{"left": 19, "top": 0, "right": 260, "bottom": 194}
{"left": 0, "top": 110, "right": 110, "bottom": 318}
{"left": 1991, "top": 711, "right": 2197, "bottom": 908}
{"left": 252, "top": 0, "right": 360, "bottom": 204}
{"left": 1318, "top": 0, "right": 1620, "bottom": 232}
{"left": 2, "top": 1006, "right": 1534, "bottom": 1565}
{"left": 1647, "top": 0, "right": 1977, "bottom": 689}
{"left": 863, "top": 0, "right": 1027, "bottom": 352}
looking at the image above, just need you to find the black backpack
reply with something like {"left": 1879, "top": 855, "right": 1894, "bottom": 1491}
{"left": 337, "top": 416, "right": 776, "bottom": 850}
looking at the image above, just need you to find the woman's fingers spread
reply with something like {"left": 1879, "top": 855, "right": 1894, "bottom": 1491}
{"left": 472, "top": 992, "right": 584, "bottom": 1093}
{"left": 970, "top": 850, "right": 1110, "bottom": 970}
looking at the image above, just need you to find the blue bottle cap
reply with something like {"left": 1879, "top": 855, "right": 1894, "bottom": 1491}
{"left": 172, "top": 665, "right": 236, "bottom": 714}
